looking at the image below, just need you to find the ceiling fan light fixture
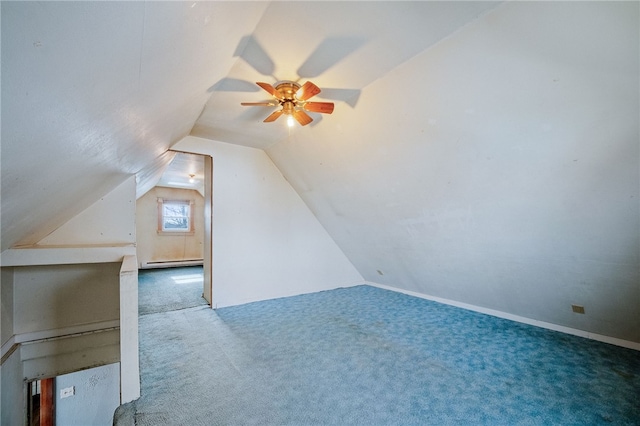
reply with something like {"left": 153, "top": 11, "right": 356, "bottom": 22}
{"left": 282, "top": 100, "right": 295, "bottom": 115}
{"left": 241, "top": 80, "right": 334, "bottom": 127}
{"left": 287, "top": 116, "right": 295, "bottom": 127}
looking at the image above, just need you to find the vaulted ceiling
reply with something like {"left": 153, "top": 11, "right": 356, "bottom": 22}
{"left": 2, "top": 2, "right": 638, "bottom": 341}
{"left": 1, "top": 1, "right": 500, "bottom": 251}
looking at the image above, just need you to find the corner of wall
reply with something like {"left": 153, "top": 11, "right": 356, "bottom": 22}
{"left": 367, "top": 282, "right": 640, "bottom": 351}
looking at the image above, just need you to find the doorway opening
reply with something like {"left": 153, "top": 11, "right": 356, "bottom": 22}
{"left": 27, "top": 364, "right": 120, "bottom": 426}
{"left": 28, "top": 378, "right": 53, "bottom": 426}
{"left": 135, "top": 151, "right": 213, "bottom": 305}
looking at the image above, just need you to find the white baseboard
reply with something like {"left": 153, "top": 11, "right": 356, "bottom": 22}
{"left": 1, "top": 320, "right": 120, "bottom": 361}
{"left": 139, "top": 259, "right": 203, "bottom": 269}
{"left": 366, "top": 282, "right": 640, "bottom": 351}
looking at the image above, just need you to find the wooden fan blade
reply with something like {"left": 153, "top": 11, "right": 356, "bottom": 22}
{"left": 256, "top": 82, "right": 281, "bottom": 99}
{"left": 297, "top": 81, "right": 321, "bottom": 101}
{"left": 241, "top": 102, "right": 277, "bottom": 107}
{"left": 293, "top": 110, "right": 313, "bottom": 126}
{"left": 304, "top": 102, "right": 334, "bottom": 114}
{"left": 263, "top": 110, "right": 284, "bottom": 122}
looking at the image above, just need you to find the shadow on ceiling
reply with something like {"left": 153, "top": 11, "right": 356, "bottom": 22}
{"left": 209, "top": 34, "right": 364, "bottom": 109}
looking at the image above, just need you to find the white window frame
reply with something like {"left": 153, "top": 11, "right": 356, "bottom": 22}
{"left": 157, "top": 198, "right": 195, "bottom": 235}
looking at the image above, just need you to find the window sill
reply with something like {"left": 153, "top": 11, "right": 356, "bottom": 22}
{"left": 157, "top": 231, "right": 195, "bottom": 236}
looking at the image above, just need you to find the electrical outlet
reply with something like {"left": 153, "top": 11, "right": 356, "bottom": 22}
{"left": 571, "top": 304, "right": 585, "bottom": 314}
{"left": 60, "top": 386, "right": 75, "bottom": 399}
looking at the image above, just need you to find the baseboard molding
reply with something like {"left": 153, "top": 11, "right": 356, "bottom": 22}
{"left": 1, "top": 319, "right": 121, "bottom": 361}
{"left": 366, "top": 282, "right": 640, "bottom": 351}
{"left": 212, "top": 280, "right": 366, "bottom": 310}
{"left": 139, "top": 259, "right": 203, "bottom": 269}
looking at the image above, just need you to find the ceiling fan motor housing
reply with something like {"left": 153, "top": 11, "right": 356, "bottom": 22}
{"left": 275, "top": 81, "right": 301, "bottom": 101}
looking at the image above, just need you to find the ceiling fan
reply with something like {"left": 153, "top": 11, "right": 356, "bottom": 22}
{"left": 241, "top": 81, "right": 334, "bottom": 126}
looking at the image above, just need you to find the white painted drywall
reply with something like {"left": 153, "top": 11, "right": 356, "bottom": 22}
{"left": 56, "top": 363, "right": 120, "bottom": 426}
{"left": 267, "top": 2, "right": 640, "bottom": 343}
{"left": 0, "top": 175, "right": 138, "bottom": 419}
{"left": 1, "top": 268, "right": 13, "bottom": 346}
{"left": 13, "top": 263, "right": 120, "bottom": 335}
{"left": 171, "top": 136, "right": 364, "bottom": 307}
{"left": 0, "top": 268, "right": 13, "bottom": 426}
{"left": 21, "top": 329, "right": 120, "bottom": 381}
{"left": 119, "top": 255, "right": 140, "bottom": 404}
{"left": 2, "top": 262, "right": 125, "bottom": 421}
{"left": 37, "top": 176, "right": 136, "bottom": 247}
{"left": 0, "top": 348, "right": 23, "bottom": 426}
{"left": 136, "top": 187, "right": 204, "bottom": 266}
{"left": 1, "top": 177, "right": 137, "bottom": 267}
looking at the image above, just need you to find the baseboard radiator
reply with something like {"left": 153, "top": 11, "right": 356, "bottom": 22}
{"left": 140, "top": 259, "right": 204, "bottom": 269}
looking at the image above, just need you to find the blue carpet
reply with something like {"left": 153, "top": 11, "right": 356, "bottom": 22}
{"left": 116, "top": 285, "right": 639, "bottom": 425}
{"left": 215, "top": 285, "right": 639, "bottom": 425}
{"left": 137, "top": 266, "right": 207, "bottom": 315}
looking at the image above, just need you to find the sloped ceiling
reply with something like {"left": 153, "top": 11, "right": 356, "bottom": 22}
{"left": 156, "top": 152, "right": 205, "bottom": 196}
{"left": 2, "top": 2, "right": 638, "bottom": 341}
{"left": 1, "top": 1, "right": 268, "bottom": 250}
{"left": 1, "top": 0, "right": 498, "bottom": 251}
{"left": 193, "top": 1, "right": 500, "bottom": 148}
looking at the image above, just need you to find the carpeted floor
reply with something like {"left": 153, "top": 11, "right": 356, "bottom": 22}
{"left": 137, "top": 266, "right": 208, "bottom": 315}
{"left": 115, "top": 281, "right": 640, "bottom": 425}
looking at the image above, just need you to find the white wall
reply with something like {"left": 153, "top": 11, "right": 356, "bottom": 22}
{"left": 56, "top": 363, "right": 120, "bottom": 426}
{"left": 267, "top": 2, "right": 640, "bottom": 343}
{"left": 12, "top": 263, "right": 120, "bottom": 336}
{"left": 0, "top": 176, "right": 139, "bottom": 422}
{"left": 0, "top": 349, "right": 23, "bottom": 426}
{"left": 1, "top": 268, "right": 14, "bottom": 346}
{"left": 136, "top": 187, "right": 204, "bottom": 266}
{"left": 37, "top": 176, "right": 136, "bottom": 247}
{"left": 119, "top": 255, "right": 140, "bottom": 404}
{"left": 171, "top": 136, "right": 363, "bottom": 307}
{"left": 12, "top": 262, "right": 122, "bottom": 382}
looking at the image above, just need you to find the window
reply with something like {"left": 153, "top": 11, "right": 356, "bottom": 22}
{"left": 158, "top": 199, "right": 194, "bottom": 234}
{"left": 163, "top": 201, "right": 190, "bottom": 231}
